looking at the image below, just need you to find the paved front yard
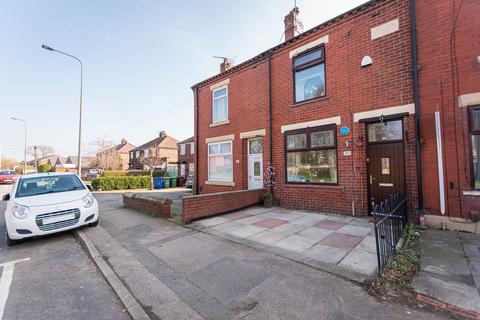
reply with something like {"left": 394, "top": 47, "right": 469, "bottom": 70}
{"left": 190, "top": 206, "right": 378, "bottom": 280}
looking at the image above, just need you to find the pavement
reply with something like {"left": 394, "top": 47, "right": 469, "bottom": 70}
{"left": 81, "top": 191, "right": 447, "bottom": 320}
{"left": 0, "top": 186, "right": 130, "bottom": 320}
{"left": 412, "top": 229, "right": 480, "bottom": 316}
{"left": 190, "top": 207, "right": 378, "bottom": 282}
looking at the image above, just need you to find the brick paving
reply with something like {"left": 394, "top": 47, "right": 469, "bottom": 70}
{"left": 191, "top": 206, "right": 378, "bottom": 279}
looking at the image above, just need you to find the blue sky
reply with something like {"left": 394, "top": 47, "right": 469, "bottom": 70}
{"left": 0, "top": 0, "right": 366, "bottom": 161}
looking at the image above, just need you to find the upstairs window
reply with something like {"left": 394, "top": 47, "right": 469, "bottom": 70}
{"left": 190, "top": 142, "right": 195, "bottom": 154}
{"left": 212, "top": 86, "right": 228, "bottom": 123}
{"left": 286, "top": 125, "right": 337, "bottom": 184}
{"left": 293, "top": 46, "right": 326, "bottom": 103}
{"left": 144, "top": 149, "right": 149, "bottom": 157}
{"left": 179, "top": 144, "right": 186, "bottom": 155}
{"left": 470, "top": 106, "right": 480, "bottom": 189}
{"left": 135, "top": 151, "right": 140, "bottom": 158}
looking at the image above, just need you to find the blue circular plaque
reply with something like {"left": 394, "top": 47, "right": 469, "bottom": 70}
{"left": 339, "top": 126, "right": 350, "bottom": 136}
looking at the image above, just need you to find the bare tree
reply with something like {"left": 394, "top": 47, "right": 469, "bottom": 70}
{"left": 139, "top": 154, "right": 166, "bottom": 190}
{"left": 89, "top": 137, "right": 122, "bottom": 171}
{"left": 27, "top": 145, "right": 55, "bottom": 158}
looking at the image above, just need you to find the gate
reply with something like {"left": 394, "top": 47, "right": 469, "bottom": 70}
{"left": 372, "top": 191, "right": 408, "bottom": 274}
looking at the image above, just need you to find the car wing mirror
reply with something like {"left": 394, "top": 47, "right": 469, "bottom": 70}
{"left": 2, "top": 193, "right": 10, "bottom": 201}
{"left": 86, "top": 185, "right": 93, "bottom": 191}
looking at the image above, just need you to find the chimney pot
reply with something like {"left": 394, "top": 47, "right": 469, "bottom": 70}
{"left": 159, "top": 131, "right": 166, "bottom": 137}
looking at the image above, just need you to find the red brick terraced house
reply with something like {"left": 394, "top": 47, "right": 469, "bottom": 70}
{"left": 415, "top": 0, "right": 480, "bottom": 231}
{"left": 177, "top": 137, "right": 195, "bottom": 179}
{"left": 189, "top": 0, "right": 480, "bottom": 231}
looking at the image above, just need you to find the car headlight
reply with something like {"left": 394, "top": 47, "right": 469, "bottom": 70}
{"left": 82, "top": 194, "right": 94, "bottom": 208}
{"left": 12, "top": 205, "right": 30, "bottom": 219}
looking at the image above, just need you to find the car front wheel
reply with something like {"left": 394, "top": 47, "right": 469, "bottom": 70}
{"left": 89, "top": 218, "right": 99, "bottom": 227}
{"left": 5, "top": 230, "right": 19, "bottom": 246}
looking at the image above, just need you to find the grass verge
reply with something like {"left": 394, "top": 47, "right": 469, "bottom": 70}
{"left": 370, "top": 224, "right": 422, "bottom": 299}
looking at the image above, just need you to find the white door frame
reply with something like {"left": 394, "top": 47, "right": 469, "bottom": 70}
{"left": 247, "top": 138, "right": 263, "bottom": 190}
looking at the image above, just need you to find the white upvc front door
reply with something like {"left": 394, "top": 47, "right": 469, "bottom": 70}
{"left": 247, "top": 138, "right": 263, "bottom": 190}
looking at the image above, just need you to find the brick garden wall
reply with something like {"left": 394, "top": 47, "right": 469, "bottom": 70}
{"left": 123, "top": 196, "right": 171, "bottom": 218}
{"left": 182, "top": 189, "right": 264, "bottom": 223}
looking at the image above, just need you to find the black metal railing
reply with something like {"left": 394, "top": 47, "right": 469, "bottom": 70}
{"left": 372, "top": 191, "right": 408, "bottom": 274}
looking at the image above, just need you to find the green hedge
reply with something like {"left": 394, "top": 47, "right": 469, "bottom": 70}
{"left": 101, "top": 170, "right": 166, "bottom": 177}
{"left": 91, "top": 176, "right": 151, "bottom": 191}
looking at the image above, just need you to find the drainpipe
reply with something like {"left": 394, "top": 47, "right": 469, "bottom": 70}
{"left": 410, "top": 0, "right": 424, "bottom": 213}
{"left": 194, "top": 85, "right": 200, "bottom": 195}
{"left": 268, "top": 54, "right": 274, "bottom": 197}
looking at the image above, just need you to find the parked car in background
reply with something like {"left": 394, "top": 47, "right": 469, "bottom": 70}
{"left": 185, "top": 174, "right": 194, "bottom": 189}
{"left": 0, "top": 170, "right": 19, "bottom": 184}
{"left": 86, "top": 168, "right": 101, "bottom": 181}
{"left": 2, "top": 172, "right": 99, "bottom": 246}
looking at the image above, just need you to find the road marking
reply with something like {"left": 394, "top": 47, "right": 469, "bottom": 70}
{"left": 0, "top": 258, "right": 30, "bottom": 320}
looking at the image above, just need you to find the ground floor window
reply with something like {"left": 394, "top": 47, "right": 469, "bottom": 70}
{"left": 189, "top": 163, "right": 194, "bottom": 175}
{"left": 180, "top": 164, "right": 186, "bottom": 177}
{"left": 285, "top": 126, "right": 337, "bottom": 184}
{"left": 470, "top": 106, "right": 480, "bottom": 189}
{"left": 208, "top": 141, "right": 233, "bottom": 182}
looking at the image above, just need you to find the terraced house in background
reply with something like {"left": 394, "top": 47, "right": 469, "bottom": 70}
{"left": 190, "top": 0, "right": 480, "bottom": 231}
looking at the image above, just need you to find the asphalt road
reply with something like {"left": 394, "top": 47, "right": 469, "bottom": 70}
{"left": 0, "top": 185, "right": 130, "bottom": 320}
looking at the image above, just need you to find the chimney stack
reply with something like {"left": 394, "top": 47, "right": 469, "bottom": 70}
{"left": 159, "top": 131, "right": 166, "bottom": 137}
{"left": 220, "top": 57, "right": 232, "bottom": 73}
{"left": 284, "top": 7, "right": 303, "bottom": 42}
{"left": 121, "top": 138, "right": 127, "bottom": 144}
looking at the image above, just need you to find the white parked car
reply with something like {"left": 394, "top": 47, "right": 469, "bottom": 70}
{"left": 2, "top": 172, "right": 98, "bottom": 246}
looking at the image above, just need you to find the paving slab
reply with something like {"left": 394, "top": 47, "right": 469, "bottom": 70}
{"left": 228, "top": 225, "right": 267, "bottom": 238}
{"left": 253, "top": 218, "right": 288, "bottom": 229}
{"left": 247, "top": 230, "right": 289, "bottom": 245}
{"left": 337, "top": 225, "right": 372, "bottom": 237}
{"left": 412, "top": 229, "right": 480, "bottom": 316}
{"left": 314, "top": 219, "right": 347, "bottom": 230}
{"left": 304, "top": 244, "right": 350, "bottom": 264}
{"left": 338, "top": 248, "right": 378, "bottom": 277}
{"left": 298, "top": 227, "right": 334, "bottom": 241}
{"left": 356, "top": 236, "right": 377, "bottom": 254}
{"left": 274, "top": 234, "right": 319, "bottom": 253}
{"left": 319, "top": 233, "right": 363, "bottom": 250}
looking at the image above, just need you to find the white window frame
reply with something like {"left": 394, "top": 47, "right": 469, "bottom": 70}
{"left": 135, "top": 151, "right": 140, "bottom": 158}
{"left": 212, "top": 85, "right": 228, "bottom": 124}
{"left": 144, "top": 149, "right": 149, "bottom": 157}
{"left": 180, "top": 163, "right": 186, "bottom": 177}
{"left": 179, "top": 144, "right": 186, "bottom": 155}
{"left": 190, "top": 142, "right": 194, "bottom": 154}
{"left": 207, "top": 140, "right": 233, "bottom": 182}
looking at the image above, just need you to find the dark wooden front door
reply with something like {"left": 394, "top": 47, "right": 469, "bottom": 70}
{"left": 366, "top": 119, "right": 405, "bottom": 211}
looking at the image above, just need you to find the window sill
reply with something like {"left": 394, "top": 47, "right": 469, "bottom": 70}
{"left": 283, "top": 183, "right": 343, "bottom": 190}
{"left": 463, "top": 190, "right": 480, "bottom": 197}
{"left": 205, "top": 181, "right": 235, "bottom": 186}
{"left": 291, "top": 96, "right": 330, "bottom": 108}
{"left": 210, "top": 120, "right": 230, "bottom": 127}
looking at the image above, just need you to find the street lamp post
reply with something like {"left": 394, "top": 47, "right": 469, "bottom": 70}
{"left": 11, "top": 117, "right": 27, "bottom": 174}
{"left": 42, "top": 44, "right": 83, "bottom": 176}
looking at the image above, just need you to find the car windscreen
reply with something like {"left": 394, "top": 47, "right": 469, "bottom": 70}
{"left": 0, "top": 171, "right": 16, "bottom": 175}
{"left": 16, "top": 175, "right": 85, "bottom": 198}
